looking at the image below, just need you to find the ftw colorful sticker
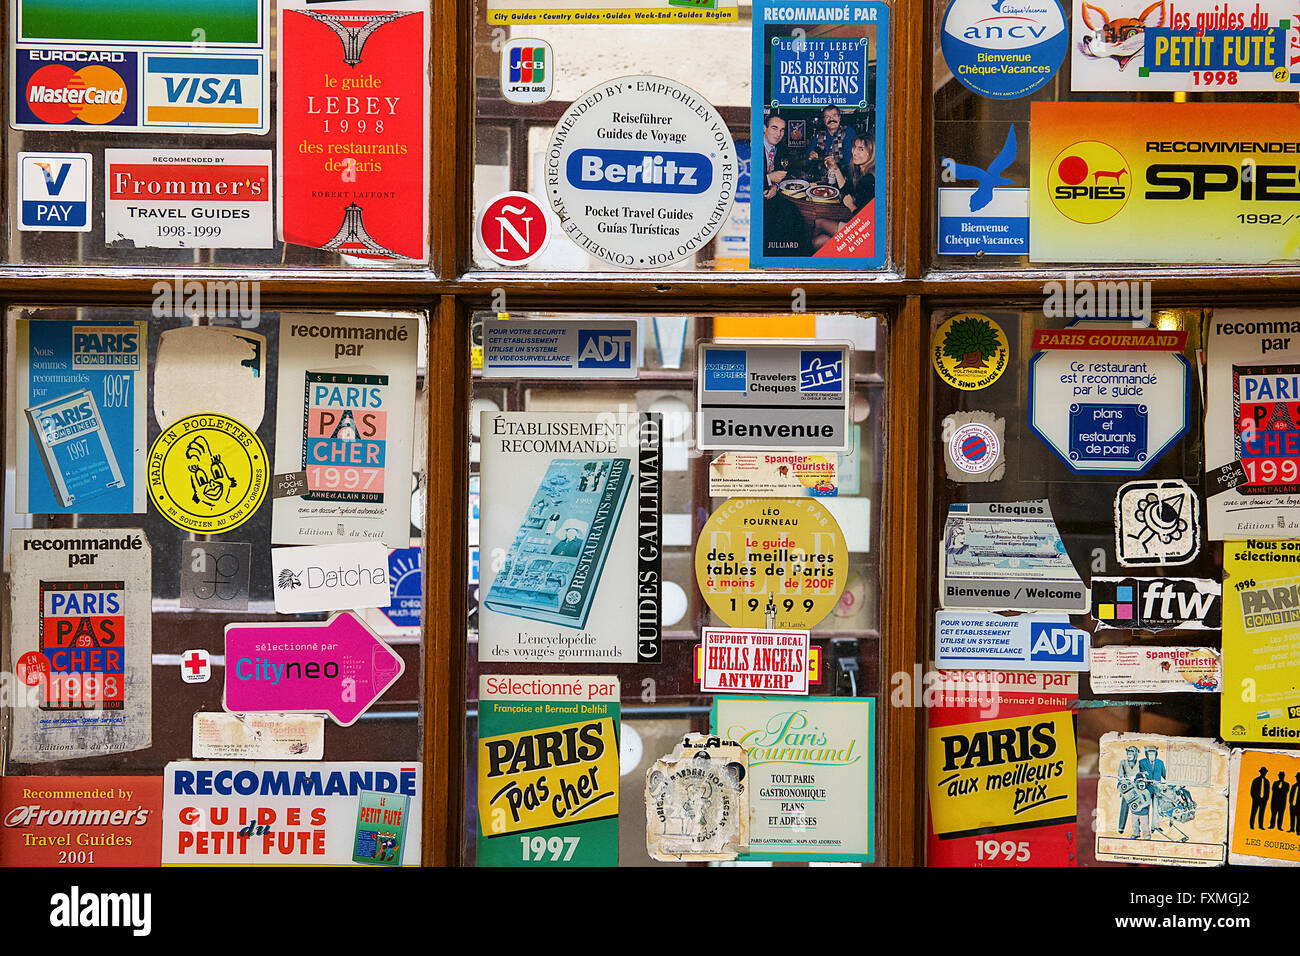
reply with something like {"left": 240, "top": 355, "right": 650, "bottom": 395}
{"left": 1234, "top": 364, "right": 1300, "bottom": 494}
{"left": 38, "top": 581, "right": 126, "bottom": 711}
{"left": 1091, "top": 576, "right": 1221, "bottom": 631}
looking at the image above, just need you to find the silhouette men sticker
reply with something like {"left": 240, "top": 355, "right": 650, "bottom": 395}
{"left": 1114, "top": 478, "right": 1200, "bottom": 567}
{"left": 1096, "top": 733, "right": 1229, "bottom": 866}
{"left": 1229, "top": 749, "right": 1300, "bottom": 866}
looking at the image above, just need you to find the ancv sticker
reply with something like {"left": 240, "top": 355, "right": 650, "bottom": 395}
{"left": 546, "top": 75, "right": 736, "bottom": 269}
{"left": 940, "top": 0, "right": 1068, "bottom": 99}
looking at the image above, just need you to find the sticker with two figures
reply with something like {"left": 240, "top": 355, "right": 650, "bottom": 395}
{"left": 1115, "top": 479, "right": 1200, "bottom": 567}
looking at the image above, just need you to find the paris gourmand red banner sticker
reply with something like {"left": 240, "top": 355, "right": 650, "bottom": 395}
{"left": 277, "top": 0, "right": 429, "bottom": 262}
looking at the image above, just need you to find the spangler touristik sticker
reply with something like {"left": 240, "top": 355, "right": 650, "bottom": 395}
{"left": 104, "top": 148, "right": 272, "bottom": 248}
{"left": 278, "top": 0, "right": 429, "bottom": 262}
{"left": 546, "top": 75, "right": 736, "bottom": 269}
{"left": 8, "top": 529, "right": 152, "bottom": 762}
{"left": 1090, "top": 645, "right": 1222, "bottom": 694}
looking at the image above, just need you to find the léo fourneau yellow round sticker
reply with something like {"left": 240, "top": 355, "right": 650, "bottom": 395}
{"left": 148, "top": 414, "right": 267, "bottom": 533}
{"left": 931, "top": 312, "right": 1009, "bottom": 391}
{"left": 695, "top": 497, "right": 847, "bottom": 630}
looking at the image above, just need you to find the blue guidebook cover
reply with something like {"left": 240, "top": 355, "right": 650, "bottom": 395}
{"left": 484, "top": 457, "right": 632, "bottom": 629}
{"left": 15, "top": 320, "right": 147, "bottom": 514}
{"left": 750, "top": 0, "right": 889, "bottom": 269}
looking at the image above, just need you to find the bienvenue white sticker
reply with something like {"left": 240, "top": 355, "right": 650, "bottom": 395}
{"left": 271, "top": 542, "right": 390, "bottom": 614}
{"left": 546, "top": 75, "right": 736, "bottom": 269}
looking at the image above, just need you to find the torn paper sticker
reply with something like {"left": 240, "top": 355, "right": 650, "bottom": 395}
{"left": 1095, "top": 732, "right": 1229, "bottom": 867}
{"left": 943, "top": 411, "right": 1005, "bottom": 483}
{"left": 154, "top": 326, "right": 266, "bottom": 430}
{"left": 192, "top": 713, "right": 325, "bottom": 760}
{"left": 646, "top": 734, "right": 748, "bottom": 862}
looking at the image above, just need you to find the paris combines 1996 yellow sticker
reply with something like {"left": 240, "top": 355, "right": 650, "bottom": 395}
{"left": 148, "top": 414, "right": 268, "bottom": 533}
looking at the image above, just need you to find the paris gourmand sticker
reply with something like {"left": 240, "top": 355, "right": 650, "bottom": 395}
{"left": 546, "top": 75, "right": 737, "bottom": 269}
{"left": 277, "top": 0, "right": 429, "bottom": 262}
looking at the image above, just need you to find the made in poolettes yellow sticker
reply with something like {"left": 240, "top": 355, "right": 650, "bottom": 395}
{"left": 931, "top": 313, "right": 1009, "bottom": 391}
{"left": 695, "top": 497, "right": 847, "bottom": 629}
{"left": 148, "top": 413, "right": 268, "bottom": 533}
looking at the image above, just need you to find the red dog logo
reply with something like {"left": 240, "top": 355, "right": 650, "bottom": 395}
{"left": 1079, "top": 1, "right": 1166, "bottom": 70}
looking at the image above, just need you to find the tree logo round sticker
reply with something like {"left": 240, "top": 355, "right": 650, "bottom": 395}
{"left": 546, "top": 75, "right": 737, "bottom": 269}
{"left": 148, "top": 413, "right": 267, "bottom": 533}
{"left": 931, "top": 313, "right": 1010, "bottom": 391}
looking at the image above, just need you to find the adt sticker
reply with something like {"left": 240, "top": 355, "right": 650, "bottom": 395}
{"left": 577, "top": 328, "right": 633, "bottom": 371}
{"left": 500, "top": 38, "right": 552, "bottom": 104}
{"left": 18, "top": 152, "right": 91, "bottom": 232}
{"left": 940, "top": 0, "right": 1067, "bottom": 99}
{"left": 1028, "top": 621, "right": 1088, "bottom": 665}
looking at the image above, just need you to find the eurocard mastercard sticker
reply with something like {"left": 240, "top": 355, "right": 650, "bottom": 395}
{"left": 695, "top": 496, "right": 847, "bottom": 629}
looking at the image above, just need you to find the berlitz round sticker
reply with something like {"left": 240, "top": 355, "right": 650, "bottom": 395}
{"left": 546, "top": 75, "right": 736, "bottom": 269}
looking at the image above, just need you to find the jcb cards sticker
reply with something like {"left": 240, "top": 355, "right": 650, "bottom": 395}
{"left": 928, "top": 711, "right": 1077, "bottom": 837}
{"left": 931, "top": 313, "right": 1009, "bottom": 390}
{"left": 147, "top": 414, "right": 268, "bottom": 534}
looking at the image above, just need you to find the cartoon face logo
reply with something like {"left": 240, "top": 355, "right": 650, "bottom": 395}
{"left": 186, "top": 435, "right": 239, "bottom": 508}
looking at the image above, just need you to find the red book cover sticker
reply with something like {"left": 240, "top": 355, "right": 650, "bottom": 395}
{"left": 278, "top": 1, "right": 429, "bottom": 261}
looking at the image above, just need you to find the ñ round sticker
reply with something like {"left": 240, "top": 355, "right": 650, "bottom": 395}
{"left": 148, "top": 414, "right": 267, "bottom": 533}
{"left": 932, "top": 313, "right": 1009, "bottom": 391}
{"left": 695, "top": 497, "right": 847, "bottom": 629}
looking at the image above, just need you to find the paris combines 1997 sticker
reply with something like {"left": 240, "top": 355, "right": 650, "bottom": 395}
{"left": 148, "top": 414, "right": 268, "bottom": 533}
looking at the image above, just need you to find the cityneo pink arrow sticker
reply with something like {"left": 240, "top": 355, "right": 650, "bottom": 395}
{"left": 223, "top": 611, "right": 404, "bottom": 727}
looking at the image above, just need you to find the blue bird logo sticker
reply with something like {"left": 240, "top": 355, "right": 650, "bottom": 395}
{"left": 943, "top": 125, "right": 1018, "bottom": 212}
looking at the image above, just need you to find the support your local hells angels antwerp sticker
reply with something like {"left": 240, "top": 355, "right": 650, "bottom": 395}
{"left": 546, "top": 75, "right": 737, "bottom": 269}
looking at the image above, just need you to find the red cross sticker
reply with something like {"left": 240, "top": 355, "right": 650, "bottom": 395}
{"left": 181, "top": 649, "right": 210, "bottom": 684}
